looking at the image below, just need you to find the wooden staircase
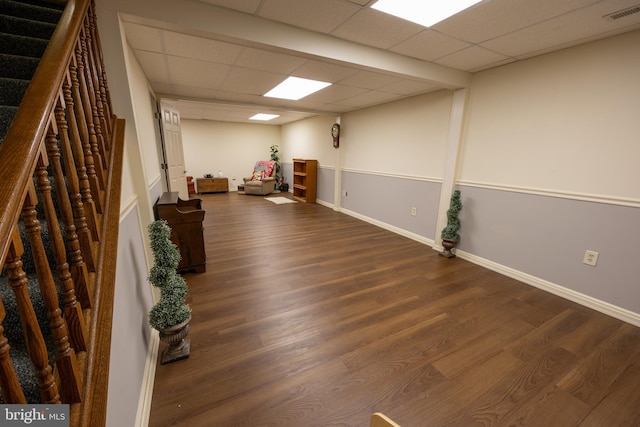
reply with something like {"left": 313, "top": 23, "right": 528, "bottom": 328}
{"left": 0, "top": 0, "right": 124, "bottom": 425}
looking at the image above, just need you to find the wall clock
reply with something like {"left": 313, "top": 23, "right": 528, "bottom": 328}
{"left": 331, "top": 123, "right": 340, "bottom": 148}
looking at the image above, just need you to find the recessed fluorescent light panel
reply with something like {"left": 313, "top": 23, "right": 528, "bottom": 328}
{"left": 250, "top": 113, "right": 279, "bottom": 121}
{"left": 371, "top": 0, "right": 483, "bottom": 27}
{"left": 264, "top": 76, "right": 331, "bottom": 100}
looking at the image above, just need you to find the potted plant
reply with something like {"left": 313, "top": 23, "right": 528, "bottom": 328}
{"left": 270, "top": 144, "right": 282, "bottom": 186}
{"left": 148, "top": 220, "right": 192, "bottom": 364}
{"left": 440, "top": 190, "right": 462, "bottom": 258}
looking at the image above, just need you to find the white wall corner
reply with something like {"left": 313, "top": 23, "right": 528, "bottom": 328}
{"left": 135, "top": 330, "right": 160, "bottom": 427}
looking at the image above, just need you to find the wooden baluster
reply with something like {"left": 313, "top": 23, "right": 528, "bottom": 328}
{"left": 82, "top": 21, "right": 109, "bottom": 170}
{"left": 64, "top": 73, "right": 101, "bottom": 246}
{"left": 23, "top": 177, "right": 82, "bottom": 403}
{"left": 54, "top": 97, "right": 95, "bottom": 300}
{"left": 75, "top": 40, "right": 106, "bottom": 192}
{"left": 85, "top": 9, "right": 111, "bottom": 144}
{"left": 70, "top": 55, "right": 103, "bottom": 215}
{"left": 88, "top": 0, "right": 112, "bottom": 134}
{"left": 80, "top": 26, "right": 108, "bottom": 175}
{"left": 0, "top": 294, "right": 27, "bottom": 403}
{"left": 5, "top": 227, "right": 60, "bottom": 404}
{"left": 45, "top": 122, "right": 91, "bottom": 343}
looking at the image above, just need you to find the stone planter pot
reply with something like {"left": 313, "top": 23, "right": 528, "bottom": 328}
{"left": 440, "top": 238, "right": 458, "bottom": 258}
{"left": 159, "top": 314, "right": 191, "bottom": 364}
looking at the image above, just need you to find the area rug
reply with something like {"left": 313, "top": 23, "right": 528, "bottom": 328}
{"left": 265, "top": 197, "right": 297, "bottom": 204}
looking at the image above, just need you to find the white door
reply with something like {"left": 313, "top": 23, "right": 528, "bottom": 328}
{"left": 160, "top": 100, "right": 188, "bottom": 199}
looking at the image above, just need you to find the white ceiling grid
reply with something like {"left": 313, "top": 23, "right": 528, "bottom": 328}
{"left": 121, "top": 0, "right": 640, "bottom": 124}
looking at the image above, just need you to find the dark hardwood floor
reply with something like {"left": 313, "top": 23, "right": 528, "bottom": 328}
{"left": 149, "top": 192, "right": 640, "bottom": 427}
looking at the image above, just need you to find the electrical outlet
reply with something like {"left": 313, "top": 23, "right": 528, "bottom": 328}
{"left": 583, "top": 250, "right": 599, "bottom": 266}
{"left": 411, "top": 207, "right": 417, "bottom": 216}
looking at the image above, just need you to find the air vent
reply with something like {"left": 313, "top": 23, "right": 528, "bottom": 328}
{"left": 603, "top": 4, "right": 640, "bottom": 21}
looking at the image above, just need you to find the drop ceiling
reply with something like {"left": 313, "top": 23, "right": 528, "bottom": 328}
{"left": 119, "top": 0, "right": 640, "bottom": 124}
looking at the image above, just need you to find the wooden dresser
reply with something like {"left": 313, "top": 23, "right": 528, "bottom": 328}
{"left": 196, "top": 177, "right": 228, "bottom": 193}
{"left": 154, "top": 192, "right": 206, "bottom": 273}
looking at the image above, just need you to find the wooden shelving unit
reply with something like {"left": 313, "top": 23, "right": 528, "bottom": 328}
{"left": 292, "top": 159, "right": 317, "bottom": 203}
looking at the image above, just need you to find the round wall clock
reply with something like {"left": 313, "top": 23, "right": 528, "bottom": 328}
{"left": 331, "top": 123, "right": 340, "bottom": 148}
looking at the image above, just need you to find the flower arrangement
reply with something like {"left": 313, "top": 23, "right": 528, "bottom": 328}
{"left": 147, "top": 220, "right": 191, "bottom": 330}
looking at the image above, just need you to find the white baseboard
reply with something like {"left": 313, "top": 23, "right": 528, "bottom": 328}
{"left": 135, "top": 330, "right": 160, "bottom": 427}
{"left": 339, "top": 207, "right": 434, "bottom": 247}
{"left": 338, "top": 208, "right": 640, "bottom": 327}
{"left": 455, "top": 249, "right": 640, "bottom": 327}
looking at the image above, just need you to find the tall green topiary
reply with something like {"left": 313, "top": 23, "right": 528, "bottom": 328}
{"left": 148, "top": 220, "right": 191, "bottom": 330}
{"left": 270, "top": 144, "right": 281, "bottom": 184}
{"left": 441, "top": 190, "right": 462, "bottom": 241}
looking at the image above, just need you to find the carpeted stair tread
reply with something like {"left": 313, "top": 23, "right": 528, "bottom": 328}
{"left": 0, "top": 270, "right": 57, "bottom": 404}
{"left": 0, "top": 0, "right": 64, "bottom": 24}
{"left": 2, "top": 0, "right": 65, "bottom": 11}
{"left": 0, "top": 53, "right": 39, "bottom": 80}
{"left": 0, "top": 32, "right": 49, "bottom": 58}
{"left": 0, "top": 0, "right": 67, "bottom": 403}
{"left": 0, "top": 77, "right": 30, "bottom": 106}
{"left": 0, "top": 14, "right": 57, "bottom": 40}
{"left": 0, "top": 105, "right": 18, "bottom": 140}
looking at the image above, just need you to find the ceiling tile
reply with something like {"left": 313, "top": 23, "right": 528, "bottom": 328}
{"left": 391, "top": 29, "right": 472, "bottom": 61}
{"left": 166, "top": 56, "right": 231, "bottom": 89}
{"left": 123, "top": 22, "right": 164, "bottom": 52}
{"left": 259, "top": 0, "right": 361, "bottom": 33}
{"left": 481, "top": 0, "right": 640, "bottom": 58}
{"left": 151, "top": 82, "right": 173, "bottom": 95}
{"left": 433, "top": 0, "right": 602, "bottom": 44}
{"left": 435, "top": 46, "right": 512, "bottom": 72}
{"left": 378, "top": 79, "right": 439, "bottom": 95}
{"left": 336, "top": 90, "right": 404, "bottom": 108}
{"left": 336, "top": 70, "right": 401, "bottom": 90}
{"left": 125, "top": 0, "right": 640, "bottom": 124}
{"left": 292, "top": 59, "right": 359, "bottom": 83}
{"left": 215, "top": 90, "right": 265, "bottom": 105}
{"left": 195, "top": 0, "right": 263, "bottom": 14}
{"left": 162, "top": 31, "right": 242, "bottom": 64}
{"left": 331, "top": 8, "right": 424, "bottom": 49}
{"left": 132, "top": 50, "right": 168, "bottom": 82}
{"left": 220, "top": 67, "right": 285, "bottom": 96}
{"left": 303, "top": 84, "right": 368, "bottom": 104}
{"left": 234, "top": 47, "right": 307, "bottom": 74}
{"left": 169, "top": 84, "right": 220, "bottom": 100}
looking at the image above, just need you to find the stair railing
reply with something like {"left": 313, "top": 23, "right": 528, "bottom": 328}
{"left": 0, "top": 0, "right": 124, "bottom": 426}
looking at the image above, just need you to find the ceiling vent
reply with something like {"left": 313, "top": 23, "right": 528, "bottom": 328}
{"left": 603, "top": 4, "right": 640, "bottom": 21}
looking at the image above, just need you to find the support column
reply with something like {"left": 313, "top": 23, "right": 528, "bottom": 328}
{"left": 434, "top": 88, "right": 468, "bottom": 251}
{"left": 333, "top": 115, "right": 342, "bottom": 211}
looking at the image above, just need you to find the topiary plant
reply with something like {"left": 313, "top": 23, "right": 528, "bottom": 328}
{"left": 270, "top": 144, "right": 282, "bottom": 185}
{"left": 148, "top": 220, "right": 191, "bottom": 330}
{"left": 441, "top": 190, "right": 462, "bottom": 241}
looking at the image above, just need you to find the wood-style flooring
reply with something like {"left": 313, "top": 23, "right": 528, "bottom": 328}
{"left": 149, "top": 192, "right": 640, "bottom": 427}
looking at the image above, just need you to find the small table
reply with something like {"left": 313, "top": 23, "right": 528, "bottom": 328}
{"left": 196, "top": 177, "right": 228, "bottom": 193}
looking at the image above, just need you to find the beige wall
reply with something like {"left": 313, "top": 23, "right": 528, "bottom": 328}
{"left": 340, "top": 90, "right": 453, "bottom": 178}
{"left": 460, "top": 30, "right": 640, "bottom": 202}
{"left": 281, "top": 115, "right": 337, "bottom": 166}
{"left": 181, "top": 119, "right": 281, "bottom": 190}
